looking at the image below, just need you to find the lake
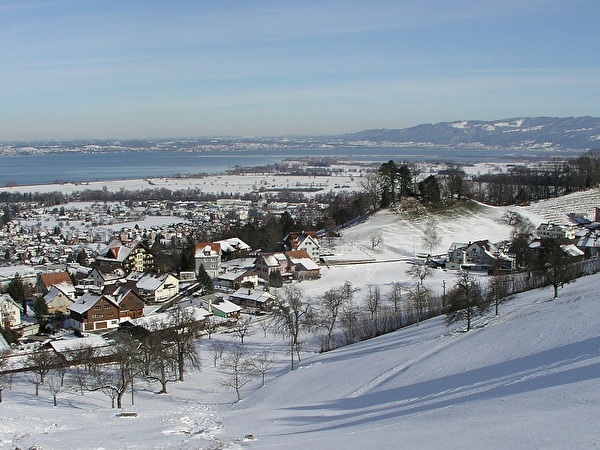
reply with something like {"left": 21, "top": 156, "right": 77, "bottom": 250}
{"left": 0, "top": 146, "right": 580, "bottom": 186}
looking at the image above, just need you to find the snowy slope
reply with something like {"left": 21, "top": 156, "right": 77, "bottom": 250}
{"left": 220, "top": 274, "right": 600, "bottom": 449}
{"left": 4, "top": 196, "right": 600, "bottom": 449}
{"left": 2, "top": 272, "right": 599, "bottom": 449}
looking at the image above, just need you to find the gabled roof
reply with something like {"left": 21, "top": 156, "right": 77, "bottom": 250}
{"left": 43, "top": 285, "right": 76, "bottom": 305}
{"left": 0, "top": 293, "right": 22, "bottom": 311}
{"left": 287, "top": 254, "right": 320, "bottom": 271}
{"left": 68, "top": 292, "right": 118, "bottom": 314}
{"left": 131, "top": 272, "right": 176, "bottom": 292}
{"left": 124, "top": 305, "right": 211, "bottom": 330}
{"left": 230, "top": 288, "right": 276, "bottom": 303}
{"left": 38, "top": 271, "right": 72, "bottom": 290}
{"left": 217, "top": 269, "right": 258, "bottom": 282}
{"left": 209, "top": 298, "right": 242, "bottom": 314}
{"left": 107, "top": 286, "right": 144, "bottom": 306}
{"left": 257, "top": 253, "right": 287, "bottom": 267}
{"left": 561, "top": 243, "right": 585, "bottom": 257}
{"left": 97, "top": 238, "right": 149, "bottom": 263}
{"left": 91, "top": 266, "right": 125, "bottom": 282}
{"left": 215, "top": 237, "right": 251, "bottom": 253}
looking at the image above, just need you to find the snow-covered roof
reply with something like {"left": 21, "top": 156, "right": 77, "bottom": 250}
{"left": 561, "top": 244, "right": 585, "bottom": 257}
{"left": 215, "top": 237, "right": 251, "bottom": 253}
{"left": 134, "top": 273, "right": 174, "bottom": 291}
{"left": 68, "top": 292, "right": 116, "bottom": 314}
{"left": 125, "top": 305, "right": 211, "bottom": 330}
{"left": 210, "top": 298, "right": 242, "bottom": 314}
{"left": 217, "top": 269, "right": 256, "bottom": 282}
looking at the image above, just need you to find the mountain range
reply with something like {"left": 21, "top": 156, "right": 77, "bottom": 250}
{"left": 344, "top": 116, "right": 600, "bottom": 151}
{"left": 2, "top": 116, "right": 600, "bottom": 155}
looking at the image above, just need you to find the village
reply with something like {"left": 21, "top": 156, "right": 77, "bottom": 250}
{"left": 1, "top": 186, "right": 600, "bottom": 352}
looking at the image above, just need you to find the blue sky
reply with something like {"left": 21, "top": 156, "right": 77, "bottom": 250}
{"left": 1, "top": 0, "right": 599, "bottom": 140}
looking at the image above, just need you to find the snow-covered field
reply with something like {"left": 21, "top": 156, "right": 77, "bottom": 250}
{"left": 3, "top": 188, "right": 600, "bottom": 449}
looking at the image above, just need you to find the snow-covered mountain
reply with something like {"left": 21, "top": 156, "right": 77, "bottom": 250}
{"left": 345, "top": 116, "right": 600, "bottom": 151}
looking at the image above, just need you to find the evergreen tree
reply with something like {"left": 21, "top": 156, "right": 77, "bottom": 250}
{"left": 33, "top": 297, "right": 49, "bottom": 324}
{"left": 268, "top": 270, "right": 283, "bottom": 288}
{"left": 197, "top": 264, "right": 214, "bottom": 294}
{"left": 7, "top": 274, "right": 27, "bottom": 311}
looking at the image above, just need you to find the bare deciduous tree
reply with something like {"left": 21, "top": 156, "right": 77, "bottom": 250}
{"left": 386, "top": 282, "right": 403, "bottom": 315}
{"left": 26, "top": 349, "right": 60, "bottom": 396}
{"left": 370, "top": 234, "right": 383, "bottom": 250}
{"left": 445, "top": 271, "right": 488, "bottom": 331}
{"left": 0, "top": 351, "right": 13, "bottom": 403}
{"left": 247, "top": 350, "right": 275, "bottom": 387}
{"left": 45, "top": 368, "right": 67, "bottom": 406}
{"left": 422, "top": 217, "right": 441, "bottom": 255}
{"left": 406, "top": 282, "right": 431, "bottom": 326}
{"left": 217, "top": 345, "right": 253, "bottom": 402}
{"left": 210, "top": 342, "right": 225, "bottom": 368}
{"left": 273, "top": 285, "right": 314, "bottom": 370}
{"left": 233, "top": 316, "right": 253, "bottom": 344}
{"left": 365, "top": 285, "right": 381, "bottom": 321}
{"left": 137, "top": 327, "right": 178, "bottom": 394}
{"left": 166, "top": 307, "right": 203, "bottom": 381}
{"left": 319, "top": 282, "right": 353, "bottom": 352}
{"left": 75, "top": 337, "right": 139, "bottom": 409}
{"left": 360, "top": 171, "right": 381, "bottom": 211}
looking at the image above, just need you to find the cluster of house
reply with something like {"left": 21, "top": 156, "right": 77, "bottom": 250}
{"left": 6, "top": 205, "right": 599, "bottom": 340}
{"left": 1, "top": 230, "right": 324, "bottom": 337}
{"left": 444, "top": 209, "right": 600, "bottom": 272}
{"left": 1, "top": 196, "right": 331, "bottom": 267}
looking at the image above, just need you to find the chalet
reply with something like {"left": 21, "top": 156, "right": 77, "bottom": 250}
{"left": 447, "top": 240, "right": 515, "bottom": 271}
{"left": 194, "top": 242, "right": 221, "bottom": 278}
{"left": 126, "top": 271, "right": 179, "bottom": 303}
{"left": 528, "top": 238, "right": 585, "bottom": 262}
{"left": 215, "top": 269, "right": 259, "bottom": 290}
{"left": 254, "top": 250, "right": 321, "bottom": 281}
{"left": 95, "top": 237, "right": 156, "bottom": 272}
{"left": 576, "top": 227, "right": 600, "bottom": 258}
{"left": 43, "top": 284, "right": 76, "bottom": 314}
{"left": 0, "top": 293, "right": 22, "bottom": 329}
{"left": 283, "top": 231, "right": 320, "bottom": 262}
{"left": 68, "top": 292, "right": 121, "bottom": 332}
{"left": 104, "top": 285, "right": 145, "bottom": 321}
{"left": 68, "top": 285, "right": 145, "bottom": 332}
{"left": 229, "top": 288, "right": 276, "bottom": 310}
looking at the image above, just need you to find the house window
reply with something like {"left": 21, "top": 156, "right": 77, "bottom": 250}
{"left": 104, "top": 305, "right": 111, "bottom": 309}
{"left": 94, "top": 305, "right": 101, "bottom": 310}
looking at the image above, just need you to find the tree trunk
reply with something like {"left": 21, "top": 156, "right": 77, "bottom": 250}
{"left": 53, "top": 394, "right": 57, "bottom": 407}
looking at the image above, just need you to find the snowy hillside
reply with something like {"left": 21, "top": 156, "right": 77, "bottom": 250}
{"left": 4, "top": 195, "right": 600, "bottom": 449}
{"left": 2, "top": 270, "right": 599, "bottom": 449}
{"left": 221, "top": 273, "right": 600, "bottom": 449}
